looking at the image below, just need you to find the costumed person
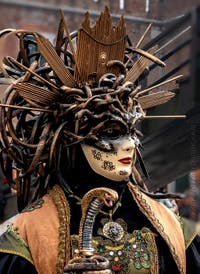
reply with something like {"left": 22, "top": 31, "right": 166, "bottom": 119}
{"left": 0, "top": 7, "right": 199, "bottom": 274}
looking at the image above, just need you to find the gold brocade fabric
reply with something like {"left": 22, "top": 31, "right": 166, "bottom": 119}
{"left": 71, "top": 223, "right": 159, "bottom": 274}
{"left": 128, "top": 182, "right": 186, "bottom": 274}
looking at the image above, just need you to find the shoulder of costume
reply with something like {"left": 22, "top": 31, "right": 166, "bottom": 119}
{"left": 0, "top": 185, "right": 70, "bottom": 265}
{"left": 180, "top": 217, "right": 200, "bottom": 249}
{"left": 0, "top": 193, "right": 51, "bottom": 264}
{"left": 0, "top": 224, "right": 34, "bottom": 264}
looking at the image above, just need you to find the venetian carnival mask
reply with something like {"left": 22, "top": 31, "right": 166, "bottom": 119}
{"left": 81, "top": 132, "right": 139, "bottom": 181}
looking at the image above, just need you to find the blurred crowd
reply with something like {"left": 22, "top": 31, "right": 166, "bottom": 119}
{"left": 154, "top": 172, "right": 200, "bottom": 222}
{"left": 0, "top": 158, "right": 17, "bottom": 224}
{"left": 177, "top": 188, "right": 200, "bottom": 221}
{"left": 0, "top": 176, "right": 11, "bottom": 223}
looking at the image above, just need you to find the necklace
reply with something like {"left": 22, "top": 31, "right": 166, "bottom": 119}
{"left": 61, "top": 180, "right": 127, "bottom": 241}
{"left": 100, "top": 187, "right": 126, "bottom": 241}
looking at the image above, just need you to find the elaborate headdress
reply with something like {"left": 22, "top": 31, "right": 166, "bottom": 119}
{"left": 0, "top": 7, "right": 181, "bottom": 210}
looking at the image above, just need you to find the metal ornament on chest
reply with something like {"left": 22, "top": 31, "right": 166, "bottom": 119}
{"left": 103, "top": 221, "right": 124, "bottom": 241}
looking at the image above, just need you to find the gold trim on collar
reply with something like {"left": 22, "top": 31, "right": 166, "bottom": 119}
{"left": 49, "top": 185, "right": 71, "bottom": 274}
{"left": 128, "top": 182, "right": 186, "bottom": 274}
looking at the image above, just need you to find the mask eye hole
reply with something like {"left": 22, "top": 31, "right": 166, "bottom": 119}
{"left": 98, "top": 123, "right": 127, "bottom": 139}
{"left": 101, "top": 128, "right": 121, "bottom": 138}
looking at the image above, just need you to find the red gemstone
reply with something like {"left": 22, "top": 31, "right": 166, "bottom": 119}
{"left": 112, "top": 264, "right": 121, "bottom": 271}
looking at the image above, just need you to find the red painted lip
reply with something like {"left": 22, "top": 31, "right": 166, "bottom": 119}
{"left": 118, "top": 157, "right": 132, "bottom": 164}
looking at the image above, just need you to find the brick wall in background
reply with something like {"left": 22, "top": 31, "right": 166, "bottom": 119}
{"left": 0, "top": 0, "right": 200, "bottom": 34}
{"left": 0, "top": 0, "right": 198, "bottom": 45}
{"left": 0, "top": 1, "right": 155, "bottom": 35}
{"left": 0, "top": 1, "right": 154, "bottom": 64}
{"left": 158, "top": 0, "right": 200, "bottom": 19}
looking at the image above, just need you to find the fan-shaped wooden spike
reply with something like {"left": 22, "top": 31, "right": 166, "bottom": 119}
{"left": 137, "top": 75, "right": 183, "bottom": 96}
{"left": 55, "top": 14, "right": 65, "bottom": 56}
{"left": 35, "top": 34, "right": 76, "bottom": 87}
{"left": 14, "top": 83, "right": 59, "bottom": 106}
{"left": 74, "top": 6, "right": 127, "bottom": 84}
{"left": 138, "top": 90, "right": 175, "bottom": 109}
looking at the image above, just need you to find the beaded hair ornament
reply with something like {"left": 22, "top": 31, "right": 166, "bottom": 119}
{"left": 0, "top": 7, "right": 181, "bottom": 210}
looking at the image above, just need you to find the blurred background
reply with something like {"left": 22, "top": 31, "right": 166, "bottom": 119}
{"left": 0, "top": 0, "right": 200, "bottom": 222}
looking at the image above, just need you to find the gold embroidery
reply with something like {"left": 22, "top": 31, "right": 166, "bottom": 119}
{"left": 49, "top": 185, "right": 71, "bottom": 274}
{"left": 128, "top": 182, "right": 185, "bottom": 274}
{"left": 71, "top": 225, "right": 158, "bottom": 274}
{"left": 7, "top": 225, "right": 29, "bottom": 247}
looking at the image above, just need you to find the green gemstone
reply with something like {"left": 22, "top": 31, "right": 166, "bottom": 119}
{"left": 144, "top": 254, "right": 149, "bottom": 260}
{"left": 134, "top": 251, "right": 139, "bottom": 257}
{"left": 35, "top": 205, "right": 41, "bottom": 209}
{"left": 134, "top": 261, "right": 142, "bottom": 269}
{"left": 99, "top": 248, "right": 104, "bottom": 253}
{"left": 142, "top": 260, "right": 150, "bottom": 268}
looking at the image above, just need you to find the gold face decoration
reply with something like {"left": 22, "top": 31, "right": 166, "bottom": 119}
{"left": 81, "top": 135, "right": 138, "bottom": 181}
